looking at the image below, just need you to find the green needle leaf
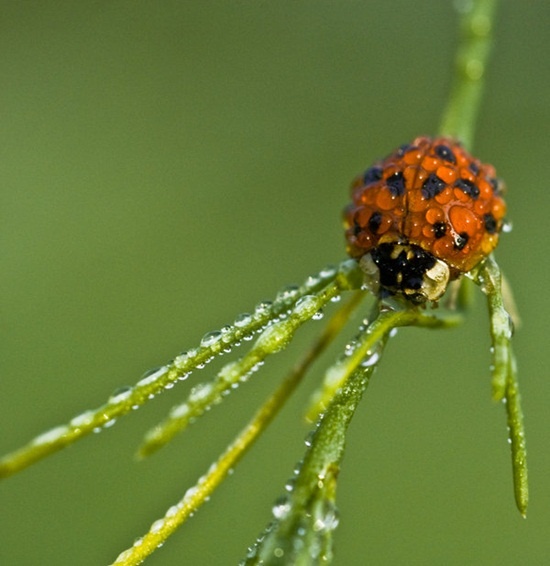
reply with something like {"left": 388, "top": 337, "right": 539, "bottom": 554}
{"left": 439, "top": 0, "right": 499, "bottom": 148}
{"left": 110, "top": 286, "right": 365, "bottom": 566}
{"left": 470, "top": 256, "right": 528, "bottom": 516}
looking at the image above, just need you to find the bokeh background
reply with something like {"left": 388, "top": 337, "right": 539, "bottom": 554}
{"left": 2, "top": 1, "right": 549, "bottom": 564}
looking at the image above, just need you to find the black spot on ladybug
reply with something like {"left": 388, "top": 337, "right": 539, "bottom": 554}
{"left": 469, "top": 161, "right": 480, "bottom": 175}
{"left": 363, "top": 166, "right": 383, "bottom": 185}
{"left": 386, "top": 171, "right": 405, "bottom": 196}
{"left": 484, "top": 213, "right": 498, "bottom": 234}
{"left": 368, "top": 211, "right": 382, "bottom": 234}
{"left": 434, "top": 144, "right": 456, "bottom": 164}
{"left": 433, "top": 222, "right": 447, "bottom": 239}
{"left": 455, "top": 178, "right": 480, "bottom": 199}
{"left": 454, "top": 232, "right": 469, "bottom": 250}
{"left": 422, "top": 173, "right": 446, "bottom": 199}
{"left": 396, "top": 143, "right": 412, "bottom": 157}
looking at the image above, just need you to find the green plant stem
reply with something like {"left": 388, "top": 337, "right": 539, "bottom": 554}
{"left": 0, "top": 260, "right": 363, "bottom": 480}
{"left": 439, "top": 0, "right": 499, "bottom": 149}
{"left": 137, "top": 277, "right": 358, "bottom": 459}
{"left": 244, "top": 305, "right": 461, "bottom": 564}
{"left": 110, "top": 291, "right": 365, "bottom": 566}
{"left": 473, "top": 256, "right": 512, "bottom": 401}
{"left": 472, "top": 256, "right": 528, "bottom": 516}
{"left": 504, "top": 355, "right": 528, "bottom": 518}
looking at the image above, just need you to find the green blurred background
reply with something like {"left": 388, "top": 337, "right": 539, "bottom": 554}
{"left": 2, "top": 1, "right": 549, "bottom": 564}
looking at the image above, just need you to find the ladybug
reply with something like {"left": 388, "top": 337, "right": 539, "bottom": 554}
{"left": 344, "top": 136, "right": 506, "bottom": 304}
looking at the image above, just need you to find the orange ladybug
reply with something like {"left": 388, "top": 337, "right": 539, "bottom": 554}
{"left": 344, "top": 136, "right": 506, "bottom": 303}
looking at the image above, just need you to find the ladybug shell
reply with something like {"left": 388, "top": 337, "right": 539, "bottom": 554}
{"left": 344, "top": 136, "right": 506, "bottom": 279}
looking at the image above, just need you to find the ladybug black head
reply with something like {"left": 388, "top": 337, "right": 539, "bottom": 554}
{"left": 359, "top": 243, "right": 450, "bottom": 304}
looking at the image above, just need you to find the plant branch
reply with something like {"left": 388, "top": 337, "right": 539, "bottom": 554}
{"left": 439, "top": 0, "right": 499, "bottom": 149}
{"left": 110, "top": 290, "right": 365, "bottom": 565}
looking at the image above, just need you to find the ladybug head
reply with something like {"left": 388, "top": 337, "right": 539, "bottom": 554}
{"left": 359, "top": 242, "right": 450, "bottom": 304}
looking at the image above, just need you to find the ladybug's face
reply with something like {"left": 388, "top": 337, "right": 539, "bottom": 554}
{"left": 360, "top": 242, "right": 450, "bottom": 304}
{"left": 344, "top": 136, "right": 506, "bottom": 303}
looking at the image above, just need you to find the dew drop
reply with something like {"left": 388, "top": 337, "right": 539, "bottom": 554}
{"left": 220, "top": 325, "right": 234, "bottom": 342}
{"left": 189, "top": 383, "right": 212, "bottom": 403}
{"left": 137, "top": 366, "right": 168, "bottom": 387}
{"left": 294, "top": 295, "right": 318, "bottom": 317}
{"left": 344, "top": 339, "right": 358, "bottom": 356}
{"left": 314, "top": 505, "right": 340, "bottom": 533}
{"left": 312, "top": 310, "right": 324, "bottom": 320}
{"left": 324, "top": 508, "right": 340, "bottom": 531}
{"left": 200, "top": 330, "right": 222, "bottom": 348}
{"left": 108, "top": 386, "right": 133, "bottom": 404}
{"left": 70, "top": 410, "right": 95, "bottom": 428}
{"left": 305, "top": 275, "right": 321, "bottom": 289}
{"left": 276, "top": 285, "right": 300, "bottom": 304}
{"left": 150, "top": 519, "right": 164, "bottom": 534}
{"left": 502, "top": 220, "right": 513, "bottom": 233}
{"left": 170, "top": 403, "right": 190, "bottom": 419}
{"left": 183, "top": 485, "right": 200, "bottom": 502}
{"left": 245, "top": 546, "right": 257, "bottom": 560}
{"left": 271, "top": 495, "right": 292, "bottom": 519}
{"left": 234, "top": 313, "right": 253, "bottom": 327}
{"left": 254, "top": 301, "right": 273, "bottom": 316}
{"left": 174, "top": 351, "right": 189, "bottom": 365}
{"left": 361, "top": 351, "right": 380, "bottom": 367}
{"left": 142, "top": 366, "right": 164, "bottom": 378}
{"left": 32, "top": 425, "right": 70, "bottom": 446}
{"left": 166, "top": 505, "right": 180, "bottom": 518}
{"left": 339, "top": 258, "right": 359, "bottom": 274}
{"left": 330, "top": 294, "right": 341, "bottom": 303}
{"left": 114, "top": 549, "right": 133, "bottom": 563}
{"left": 320, "top": 265, "right": 337, "bottom": 279}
